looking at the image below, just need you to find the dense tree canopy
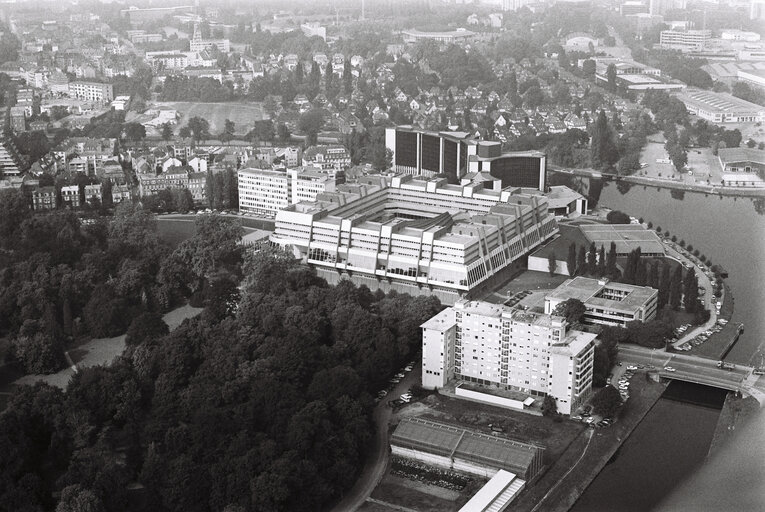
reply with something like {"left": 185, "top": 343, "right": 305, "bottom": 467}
{"left": 0, "top": 244, "right": 443, "bottom": 511}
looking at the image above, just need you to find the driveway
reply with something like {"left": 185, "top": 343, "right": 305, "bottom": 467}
{"left": 331, "top": 365, "right": 421, "bottom": 512}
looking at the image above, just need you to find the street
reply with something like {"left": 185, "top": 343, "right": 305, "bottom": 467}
{"left": 330, "top": 364, "right": 421, "bottom": 512}
{"left": 617, "top": 344, "right": 750, "bottom": 391}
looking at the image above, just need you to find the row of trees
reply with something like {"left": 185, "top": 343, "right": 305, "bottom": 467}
{"left": 565, "top": 241, "right": 619, "bottom": 280}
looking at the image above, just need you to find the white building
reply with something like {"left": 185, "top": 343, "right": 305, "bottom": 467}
{"left": 675, "top": 89, "right": 765, "bottom": 124}
{"left": 111, "top": 95, "right": 131, "bottom": 111}
{"left": 421, "top": 299, "right": 596, "bottom": 415}
{"left": 68, "top": 81, "right": 114, "bottom": 103}
{"left": 660, "top": 29, "right": 711, "bottom": 50}
{"left": 270, "top": 175, "right": 558, "bottom": 304}
{"left": 237, "top": 167, "right": 342, "bottom": 216}
{"left": 544, "top": 277, "right": 658, "bottom": 327}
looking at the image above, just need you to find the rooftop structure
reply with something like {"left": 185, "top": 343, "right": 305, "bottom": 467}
{"left": 401, "top": 28, "right": 476, "bottom": 44}
{"left": 391, "top": 417, "right": 544, "bottom": 480}
{"left": 544, "top": 277, "right": 658, "bottom": 327}
{"left": 458, "top": 469, "right": 526, "bottom": 512}
{"left": 271, "top": 175, "right": 558, "bottom": 304}
{"left": 675, "top": 89, "right": 765, "bottom": 124}
{"left": 578, "top": 223, "right": 665, "bottom": 256}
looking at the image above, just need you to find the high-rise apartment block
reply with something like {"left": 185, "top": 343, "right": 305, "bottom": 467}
{"left": 238, "top": 167, "right": 344, "bottom": 216}
{"left": 422, "top": 300, "right": 596, "bottom": 415}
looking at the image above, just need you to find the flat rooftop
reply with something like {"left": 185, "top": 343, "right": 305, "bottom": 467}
{"left": 676, "top": 89, "right": 765, "bottom": 114}
{"left": 579, "top": 223, "right": 665, "bottom": 255}
{"left": 547, "top": 276, "right": 657, "bottom": 312}
{"left": 391, "top": 418, "right": 543, "bottom": 477}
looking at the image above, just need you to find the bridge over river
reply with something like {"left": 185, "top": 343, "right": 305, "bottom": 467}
{"left": 618, "top": 345, "right": 765, "bottom": 405}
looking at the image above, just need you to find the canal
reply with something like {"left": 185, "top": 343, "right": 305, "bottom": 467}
{"left": 571, "top": 382, "right": 727, "bottom": 512}
{"left": 562, "top": 179, "right": 765, "bottom": 510}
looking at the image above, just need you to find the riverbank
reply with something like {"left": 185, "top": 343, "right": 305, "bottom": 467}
{"left": 512, "top": 378, "right": 668, "bottom": 512}
{"left": 707, "top": 391, "right": 760, "bottom": 459}
{"left": 549, "top": 168, "right": 765, "bottom": 198}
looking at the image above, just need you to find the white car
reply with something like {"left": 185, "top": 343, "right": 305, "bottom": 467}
{"left": 664, "top": 366, "right": 677, "bottom": 372}
{"left": 627, "top": 365, "right": 637, "bottom": 370}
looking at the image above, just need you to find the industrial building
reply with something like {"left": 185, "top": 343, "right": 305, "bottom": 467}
{"left": 385, "top": 126, "right": 547, "bottom": 191}
{"left": 578, "top": 224, "right": 666, "bottom": 256}
{"left": 674, "top": 89, "right": 765, "bottom": 124}
{"left": 422, "top": 299, "right": 596, "bottom": 415}
{"left": 544, "top": 277, "right": 658, "bottom": 327}
{"left": 270, "top": 175, "right": 558, "bottom": 304}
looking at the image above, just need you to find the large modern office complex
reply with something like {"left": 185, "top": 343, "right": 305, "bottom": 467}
{"left": 270, "top": 175, "right": 558, "bottom": 303}
{"left": 544, "top": 277, "right": 658, "bottom": 327}
{"left": 421, "top": 299, "right": 596, "bottom": 415}
{"left": 385, "top": 126, "right": 547, "bottom": 191}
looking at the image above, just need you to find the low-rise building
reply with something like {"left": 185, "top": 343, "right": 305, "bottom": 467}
{"left": 718, "top": 148, "right": 765, "bottom": 187}
{"left": 544, "top": 277, "right": 658, "bottom": 327}
{"left": 676, "top": 89, "right": 765, "bottom": 124}
{"left": 660, "top": 29, "right": 711, "bottom": 50}
{"left": 68, "top": 81, "right": 114, "bottom": 103}
{"left": 270, "top": 175, "right": 558, "bottom": 304}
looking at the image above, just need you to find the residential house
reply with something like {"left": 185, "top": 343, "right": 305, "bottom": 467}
{"left": 32, "top": 186, "right": 57, "bottom": 210}
{"left": 61, "top": 185, "right": 80, "bottom": 208}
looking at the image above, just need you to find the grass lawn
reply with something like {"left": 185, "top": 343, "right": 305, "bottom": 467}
{"left": 153, "top": 101, "right": 266, "bottom": 135}
{"left": 9, "top": 304, "right": 203, "bottom": 391}
{"left": 157, "top": 218, "right": 199, "bottom": 248}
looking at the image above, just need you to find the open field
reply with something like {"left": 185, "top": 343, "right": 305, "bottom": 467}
{"left": 10, "top": 305, "right": 202, "bottom": 391}
{"left": 153, "top": 101, "right": 266, "bottom": 135}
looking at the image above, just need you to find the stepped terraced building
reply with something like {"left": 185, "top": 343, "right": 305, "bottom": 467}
{"left": 270, "top": 175, "right": 558, "bottom": 303}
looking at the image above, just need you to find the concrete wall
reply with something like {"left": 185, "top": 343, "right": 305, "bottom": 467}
{"left": 456, "top": 386, "right": 527, "bottom": 410}
{"left": 527, "top": 255, "right": 570, "bottom": 276}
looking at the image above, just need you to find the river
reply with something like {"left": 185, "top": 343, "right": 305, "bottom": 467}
{"left": 562, "top": 179, "right": 765, "bottom": 511}
{"left": 578, "top": 179, "right": 765, "bottom": 364}
{"left": 571, "top": 382, "right": 727, "bottom": 512}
